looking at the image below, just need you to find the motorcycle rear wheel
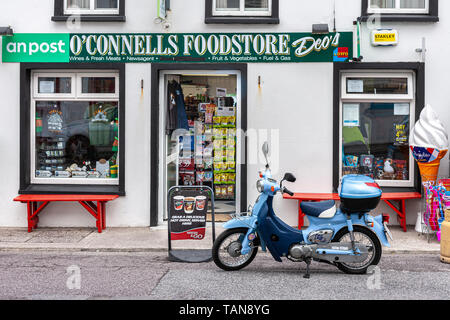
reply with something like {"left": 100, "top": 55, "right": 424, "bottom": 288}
{"left": 212, "top": 228, "right": 258, "bottom": 271}
{"left": 332, "top": 225, "right": 382, "bottom": 275}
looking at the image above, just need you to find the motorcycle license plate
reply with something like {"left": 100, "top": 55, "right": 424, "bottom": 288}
{"left": 384, "top": 222, "right": 393, "bottom": 241}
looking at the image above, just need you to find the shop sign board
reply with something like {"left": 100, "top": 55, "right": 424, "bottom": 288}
{"left": 1, "top": 33, "right": 70, "bottom": 63}
{"left": 2, "top": 32, "right": 353, "bottom": 63}
{"left": 168, "top": 188, "right": 209, "bottom": 240}
{"left": 371, "top": 29, "right": 398, "bottom": 46}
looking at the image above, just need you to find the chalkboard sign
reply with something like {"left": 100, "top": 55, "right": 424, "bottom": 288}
{"left": 169, "top": 189, "right": 209, "bottom": 240}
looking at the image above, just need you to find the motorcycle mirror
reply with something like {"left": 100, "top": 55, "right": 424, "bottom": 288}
{"left": 262, "top": 142, "right": 269, "bottom": 157}
{"left": 283, "top": 173, "right": 296, "bottom": 183}
{"left": 262, "top": 142, "right": 269, "bottom": 166}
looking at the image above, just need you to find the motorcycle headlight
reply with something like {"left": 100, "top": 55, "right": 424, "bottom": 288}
{"left": 256, "top": 179, "right": 265, "bottom": 193}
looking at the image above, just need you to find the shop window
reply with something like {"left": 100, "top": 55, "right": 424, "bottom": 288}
{"left": 339, "top": 72, "right": 417, "bottom": 188}
{"left": 78, "top": 74, "right": 119, "bottom": 97}
{"left": 205, "top": 0, "right": 279, "bottom": 24}
{"left": 36, "top": 76, "right": 73, "bottom": 96}
{"left": 52, "top": 0, "right": 125, "bottom": 22}
{"left": 31, "top": 71, "right": 120, "bottom": 186}
{"left": 361, "top": 0, "right": 438, "bottom": 21}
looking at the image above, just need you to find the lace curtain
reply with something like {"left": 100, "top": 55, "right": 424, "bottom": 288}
{"left": 370, "top": 0, "right": 426, "bottom": 8}
{"left": 216, "top": 0, "right": 268, "bottom": 9}
{"left": 67, "top": 0, "right": 89, "bottom": 8}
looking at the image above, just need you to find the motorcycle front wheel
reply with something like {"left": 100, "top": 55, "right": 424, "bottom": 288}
{"left": 212, "top": 228, "right": 258, "bottom": 271}
{"left": 332, "top": 225, "right": 382, "bottom": 275}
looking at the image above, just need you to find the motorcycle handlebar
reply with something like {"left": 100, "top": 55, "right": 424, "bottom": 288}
{"left": 282, "top": 187, "right": 294, "bottom": 197}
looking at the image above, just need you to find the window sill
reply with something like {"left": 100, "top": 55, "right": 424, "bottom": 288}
{"left": 19, "top": 184, "right": 125, "bottom": 196}
{"left": 205, "top": 16, "right": 279, "bottom": 24}
{"left": 360, "top": 14, "right": 439, "bottom": 22}
{"left": 51, "top": 15, "right": 126, "bottom": 22}
{"left": 380, "top": 187, "right": 420, "bottom": 193}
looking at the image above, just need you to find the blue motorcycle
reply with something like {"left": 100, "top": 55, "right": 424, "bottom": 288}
{"left": 212, "top": 142, "right": 393, "bottom": 277}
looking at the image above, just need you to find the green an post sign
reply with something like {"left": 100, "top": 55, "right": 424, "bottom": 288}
{"left": 2, "top": 33, "right": 70, "bottom": 63}
{"left": 2, "top": 32, "right": 353, "bottom": 63}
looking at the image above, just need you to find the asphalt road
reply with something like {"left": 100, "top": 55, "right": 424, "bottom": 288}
{"left": 0, "top": 251, "right": 449, "bottom": 300}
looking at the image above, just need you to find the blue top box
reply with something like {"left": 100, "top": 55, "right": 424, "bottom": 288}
{"left": 339, "top": 175, "right": 382, "bottom": 200}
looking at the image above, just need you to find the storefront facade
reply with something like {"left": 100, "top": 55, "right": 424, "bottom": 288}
{"left": 0, "top": 0, "right": 448, "bottom": 228}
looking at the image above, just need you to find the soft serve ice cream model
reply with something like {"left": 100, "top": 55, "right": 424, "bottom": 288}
{"left": 410, "top": 105, "right": 449, "bottom": 185}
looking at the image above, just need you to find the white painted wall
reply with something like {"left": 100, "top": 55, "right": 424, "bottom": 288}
{"left": 0, "top": 0, "right": 448, "bottom": 228}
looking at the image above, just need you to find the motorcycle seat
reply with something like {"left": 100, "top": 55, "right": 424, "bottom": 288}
{"left": 300, "top": 200, "right": 336, "bottom": 219}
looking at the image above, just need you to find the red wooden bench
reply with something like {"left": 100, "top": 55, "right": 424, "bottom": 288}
{"left": 13, "top": 195, "right": 119, "bottom": 233}
{"left": 283, "top": 192, "right": 421, "bottom": 232}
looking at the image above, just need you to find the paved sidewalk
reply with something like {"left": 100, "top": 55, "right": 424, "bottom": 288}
{"left": 0, "top": 225, "right": 441, "bottom": 253}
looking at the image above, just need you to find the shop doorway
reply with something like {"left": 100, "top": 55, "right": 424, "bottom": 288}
{"left": 151, "top": 64, "right": 247, "bottom": 226}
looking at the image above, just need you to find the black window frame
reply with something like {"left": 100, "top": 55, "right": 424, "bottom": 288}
{"left": 333, "top": 62, "right": 425, "bottom": 194}
{"left": 205, "top": 0, "right": 279, "bottom": 24}
{"left": 20, "top": 63, "right": 126, "bottom": 196}
{"left": 52, "top": 0, "right": 126, "bottom": 22}
{"left": 361, "top": 0, "right": 438, "bottom": 22}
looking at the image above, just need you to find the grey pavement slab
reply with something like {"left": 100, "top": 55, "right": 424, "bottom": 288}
{"left": 0, "top": 228, "right": 34, "bottom": 243}
{"left": 26, "top": 228, "right": 94, "bottom": 243}
{"left": 0, "top": 225, "right": 442, "bottom": 253}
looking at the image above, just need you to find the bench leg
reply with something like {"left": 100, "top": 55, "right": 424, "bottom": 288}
{"left": 101, "top": 202, "right": 106, "bottom": 230}
{"left": 96, "top": 201, "right": 102, "bottom": 233}
{"left": 384, "top": 199, "right": 407, "bottom": 233}
{"left": 32, "top": 202, "right": 39, "bottom": 230}
{"left": 27, "top": 202, "right": 40, "bottom": 232}
{"left": 79, "top": 201, "right": 102, "bottom": 233}
{"left": 298, "top": 200, "right": 305, "bottom": 230}
{"left": 27, "top": 202, "right": 32, "bottom": 233}
{"left": 399, "top": 200, "right": 406, "bottom": 232}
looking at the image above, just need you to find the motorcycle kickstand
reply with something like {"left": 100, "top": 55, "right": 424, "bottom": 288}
{"left": 303, "top": 258, "right": 312, "bottom": 279}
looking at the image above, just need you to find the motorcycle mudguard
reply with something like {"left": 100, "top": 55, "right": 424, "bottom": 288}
{"left": 222, "top": 216, "right": 257, "bottom": 230}
{"left": 335, "top": 215, "right": 390, "bottom": 248}
{"left": 222, "top": 216, "right": 267, "bottom": 253}
{"left": 372, "top": 214, "right": 391, "bottom": 248}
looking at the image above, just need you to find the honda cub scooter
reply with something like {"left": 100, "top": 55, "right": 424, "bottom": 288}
{"left": 212, "top": 142, "right": 393, "bottom": 278}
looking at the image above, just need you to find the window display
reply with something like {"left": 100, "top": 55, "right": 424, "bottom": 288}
{"left": 342, "top": 102, "right": 410, "bottom": 181}
{"left": 32, "top": 72, "right": 119, "bottom": 184}
{"left": 340, "top": 73, "right": 416, "bottom": 187}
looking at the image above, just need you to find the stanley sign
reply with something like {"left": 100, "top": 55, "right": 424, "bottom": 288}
{"left": 371, "top": 29, "right": 398, "bottom": 46}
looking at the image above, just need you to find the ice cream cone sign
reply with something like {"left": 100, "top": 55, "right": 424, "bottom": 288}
{"left": 409, "top": 105, "right": 449, "bottom": 186}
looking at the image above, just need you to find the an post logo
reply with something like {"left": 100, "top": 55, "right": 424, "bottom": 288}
{"left": 6, "top": 40, "right": 66, "bottom": 55}
{"left": 2, "top": 33, "right": 69, "bottom": 62}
